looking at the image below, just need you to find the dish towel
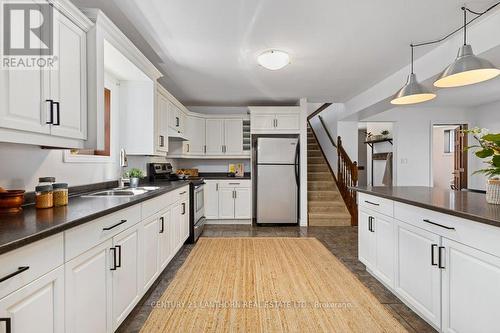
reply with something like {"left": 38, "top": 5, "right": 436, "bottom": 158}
{"left": 382, "top": 152, "right": 393, "bottom": 186}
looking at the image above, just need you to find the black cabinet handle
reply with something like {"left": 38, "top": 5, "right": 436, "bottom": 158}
{"left": 368, "top": 216, "right": 375, "bottom": 232}
{"left": 438, "top": 246, "right": 445, "bottom": 269}
{"left": 0, "top": 318, "right": 11, "bottom": 333}
{"left": 115, "top": 245, "right": 122, "bottom": 268}
{"left": 176, "top": 117, "right": 179, "bottom": 127}
{"left": 53, "top": 101, "right": 60, "bottom": 126}
{"left": 159, "top": 217, "right": 164, "bottom": 233}
{"left": 364, "top": 200, "right": 380, "bottom": 206}
{"left": 110, "top": 247, "right": 117, "bottom": 271}
{"left": 45, "top": 99, "right": 54, "bottom": 124}
{"left": 103, "top": 219, "right": 127, "bottom": 231}
{"left": 431, "top": 244, "right": 438, "bottom": 266}
{"left": 182, "top": 203, "right": 186, "bottom": 215}
{"left": 179, "top": 191, "right": 187, "bottom": 195}
{"left": 159, "top": 135, "right": 164, "bottom": 147}
{"left": 0, "top": 266, "right": 29, "bottom": 283}
{"left": 423, "top": 219, "right": 455, "bottom": 230}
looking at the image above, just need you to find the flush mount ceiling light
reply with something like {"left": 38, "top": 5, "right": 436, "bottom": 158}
{"left": 391, "top": 45, "right": 436, "bottom": 105}
{"left": 257, "top": 50, "right": 290, "bottom": 70}
{"left": 392, "top": 3, "right": 500, "bottom": 105}
{"left": 434, "top": 7, "right": 500, "bottom": 88}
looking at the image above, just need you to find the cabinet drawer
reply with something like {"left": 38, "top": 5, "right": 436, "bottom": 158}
{"left": 65, "top": 204, "right": 141, "bottom": 261}
{"left": 0, "top": 234, "right": 63, "bottom": 299}
{"left": 172, "top": 185, "right": 189, "bottom": 202}
{"left": 142, "top": 193, "right": 170, "bottom": 219}
{"left": 358, "top": 193, "right": 394, "bottom": 217}
{"left": 394, "top": 202, "right": 500, "bottom": 258}
{"left": 218, "top": 180, "right": 251, "bottom": 188}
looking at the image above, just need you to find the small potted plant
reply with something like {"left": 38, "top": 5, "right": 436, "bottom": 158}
{"left": 465, "top": 128, "right": 500, "bottom": 204}
{"left": 381, "top": 130, "right": 390, "bottom": 138}
{"left": 124, "top": 168, "right": 144, "bottom": 188}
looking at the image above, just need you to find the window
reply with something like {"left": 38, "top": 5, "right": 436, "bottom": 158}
{"left": 444, "top": 129, "right": 455, "bottom": 153}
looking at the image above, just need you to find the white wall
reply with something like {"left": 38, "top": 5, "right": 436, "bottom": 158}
{"left": 366, "top": 122, "right": 394, "bottom": 186}
{"left": 432, "top": 126, "right": 457, "bottom": 190}
{"left": 176, "top": 159, "right": 251, "bottom": 173}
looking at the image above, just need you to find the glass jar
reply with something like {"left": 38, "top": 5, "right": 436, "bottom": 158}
{"left": 53, "top": 183, "right": 68, "bottom": 207}
{"left": 35, "top": 185, "right": 53, "bottom": 209}
{"left": 38, "top": 177, "right": 55, "bottom": 187}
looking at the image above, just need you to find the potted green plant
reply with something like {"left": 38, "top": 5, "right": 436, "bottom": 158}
{"left": 124, "top": 168, "right": 144, "bottom": 188}
{"left": 465, "top": 128, "right": 500, "bottom": 204}
{"left": 381, "top": 130, "right": 390, "bottom": 138}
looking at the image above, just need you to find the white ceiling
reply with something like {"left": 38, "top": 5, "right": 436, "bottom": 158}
{"left": 72, "top": 0, "right": 496, "bottom": 107}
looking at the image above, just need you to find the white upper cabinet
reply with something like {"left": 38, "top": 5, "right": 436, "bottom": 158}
{"left": 156, "top": 86, "right": 170, "bottom": 153}
{"left": 183, "top": 116, "right": 205, "bottom": 155}
{"left": 224, "top": 119, "right": 243, "bottom": 155}
{"left": 205, "top": 119, "right": 224, "bottom": 155}
{"left": 0, "top": 1, "right": 92, "bottom": 148}
{"left": 249, "top": 106, "right": 300, "bottom": 134}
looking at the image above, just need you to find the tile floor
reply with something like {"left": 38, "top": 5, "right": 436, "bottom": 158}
{"left": 117, "top": 225, "right": 436, "bottom": 333}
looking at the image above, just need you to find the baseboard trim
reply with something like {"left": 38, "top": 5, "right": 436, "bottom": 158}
{"left": 205, "top": 219, "right": 252, "bottom": 225}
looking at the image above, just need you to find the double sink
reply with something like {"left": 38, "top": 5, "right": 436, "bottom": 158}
{"left": 84, "top": 186, "right": 160, "bottom": 198}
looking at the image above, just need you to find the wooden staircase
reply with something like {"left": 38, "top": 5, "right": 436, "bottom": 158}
{"left": 307, "top": 126, "right": 351, "bottom": 226}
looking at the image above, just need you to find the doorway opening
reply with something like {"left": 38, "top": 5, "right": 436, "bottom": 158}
{"left": 431, "top": 124, "right": 468, "bottom": 190}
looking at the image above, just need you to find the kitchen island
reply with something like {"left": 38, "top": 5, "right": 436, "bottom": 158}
{"left": 352, "top": 186, "right": 500, "bottom": 332}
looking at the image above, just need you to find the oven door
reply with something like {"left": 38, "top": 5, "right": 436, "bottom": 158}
{"left": 194, "top": 184, "right": 205, "bottom": 223}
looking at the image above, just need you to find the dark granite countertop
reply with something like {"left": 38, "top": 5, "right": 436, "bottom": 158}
{"left": 0, "top": 181, "right": 191, "bottom": 255}
{"left": 352, "top": 186, "right": 500, "bottom": 228}
{"left": 199, "top": 172, "right": 251, "bottom": 180}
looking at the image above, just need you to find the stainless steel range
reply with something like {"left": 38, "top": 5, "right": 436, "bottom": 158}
{"left": 147, "top": 163, "right": 205, "bottom": 243}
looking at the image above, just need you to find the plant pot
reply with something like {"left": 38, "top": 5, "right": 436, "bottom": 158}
{"left": 130, "top": 178, "right": 139, "bottom": 188}
{"left": 486, "top": 179, "right": 500, "bottom": 205}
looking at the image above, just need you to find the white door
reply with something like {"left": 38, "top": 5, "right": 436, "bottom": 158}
{"left": 234, "top": 188, "right": 251, "bottom": 219}
{"left": 49, "top": 13, "right": 87, "bottom": 139}
{"left": 0, "top": 266, "right": 64, "bottom": 333}
{"left": 442, "top": 238, "right": 500, "bottom": 333}
{"left": 204, "top": 181, "right": 219, "bottom": 219}
{"left": 373, "top": 215, "right": 394, "bottom": 288}
{"left": 275, "top": 114, "right": 299, "bottom": 131}
{"left": 156, "top": 93, "right": 169, "bottom": 152}
{"left": 112, "top": 225, "right": 141, "bottom": 330}
{"left": 205, "top": 119, "right": 224, "bottom": 155}
{"left": 224, "top": 119, "right": 243, "bottom": 154}
{"left": 65, "top": 240, "right": 112, "bottom": 333}
{"left": 159, "top": 209, "right": 171, "bottom": 270}
{"left": 358, "top": 210, "right": 375, "bottom": 268}
{"left": 142, "top": 215, "right": 160, "bottom": 291}
{"left": 218, "top": 188, "right": 235, "bottom": 219}
{"left": 394, "top": 221, "right": 441, "bottom": 328}
{"left": 184, "top": 116, "right": 205, "bottom": 155}
{"left": 251, "top": 114, "right": 275, "bottom": 130}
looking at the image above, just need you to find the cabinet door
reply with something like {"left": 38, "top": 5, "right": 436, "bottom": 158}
{"left": 251, "top": 114, "right": 275, "bottom": 130}
{"left": 112, "top": 225, "right": 141, "bottom": 330}
{"left": 224, "top": 119, "right": 243, "bottom": 154}
{"left": 170, "top": 203, "right": 182, "bottom": 255}
{"left": 205, "top": 119, "right": 224, "bottom": 155}
{"left": 168, "top": 100, "right": 178, "bottom": 131}
{"left": 442, "top": 238, "right": 500, "bottom": 333}
{"left": 177, "top": 108, "right": 186, "bottom": 134}
{"left": 372, "top": 215, "right": 394, "bottom": 288}
{"left": 275, "top": 113, "right": 299, "bottom": 131}
{"left": 204, "top": 181, "right": 219, "bottom": 219}
{"left": 218, "top": 188, "right": 235, "bottom": 219}
{"left": 156, "top": 93, "right": 169, "bottom": 152}
{"left": 65, "top": 240, "right": 112, "bottom": 333}
{"left": 0, "top": 266, "right": 64, "bottom": 333}
{"left": 358, "top": 210, "right": 375, "bottom": 268}
{"left": 159, "top": 209, "right": 172, "bottom": 271}
{"left": 0, "top": 67, "right": 49, "bottom": 134}
{"left": 142, "top": 215, "right": 160, "bottom": 291}
{"left": 234, "top": 187, "right": 251, "bottom": 219}
{"left": 49, "top": 13, "right": 87, "bottom": 139}
{"left": 394, "top": 221, "right": 441, "bottom": 328}
{"left": 184, "top": 116, "right": 205, "bottom": 155}
{"left": 181, "top": 200, "right": 189, "bottom": 242}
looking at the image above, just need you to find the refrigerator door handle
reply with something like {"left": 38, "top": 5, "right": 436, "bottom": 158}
{"left": 294, "top": 141, "right": 300, "bottom": 186}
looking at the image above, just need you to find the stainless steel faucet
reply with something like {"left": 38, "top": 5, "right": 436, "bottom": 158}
{"left": 119, "top": 149, "right": 129, "bottom": 188}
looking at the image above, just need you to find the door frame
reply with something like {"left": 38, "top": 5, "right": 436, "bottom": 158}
{"left": 429, "top": 121, "right": 470, "bottom": 189}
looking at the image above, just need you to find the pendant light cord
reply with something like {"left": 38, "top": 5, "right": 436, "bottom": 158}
{"left": 411, "top": 1, "right": 500, "bottom": 48}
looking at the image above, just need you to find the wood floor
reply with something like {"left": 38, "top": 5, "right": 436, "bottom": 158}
{"left": 307, "top": 126, "right": 351, "bottom": 226}
{"left": 117, "top": 225, "right": 437, "bottom": 333}
{"left": 141, "top": 237, "right": 405, "bottom": 332}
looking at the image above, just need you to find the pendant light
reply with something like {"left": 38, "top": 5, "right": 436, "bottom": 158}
{"left": 391, "top": 45, "right": 436, "bottom": 105}
{"left": 434, "top": 7, "right": 500, "bottom": 88}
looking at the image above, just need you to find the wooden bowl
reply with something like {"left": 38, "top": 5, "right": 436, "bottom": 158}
{"left": 0, "top": 190, "right": 26, "bottom": 213}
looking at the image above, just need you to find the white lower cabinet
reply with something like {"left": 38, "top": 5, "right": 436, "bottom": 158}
{"left": 219, "top": 188, "right": 236, "bottom": 219}
{"left": 234, "top": 188, "right": 252, "bottom": 219}
{"left": 204, "top": 181, "right": 219, "bottom": 219}
{"left": 0, "top": 266, "right": 65, "bottom": 333}
{"left": 206, "top": 180, "right": 252, "bottom": 220}
{"left": 65, "top": 240, "right": 112, "bottom": 333}
{"left": 394, "top": 220, "right": 441, "bottom": 328}
{"left": 158, "top": 209, "right": 172, "bottom": 271}
{"left": 142, "top": 214, "right": 160, "bottom": 291}
{"left": 441, "top": 238, "right": 500, "bottom": 333}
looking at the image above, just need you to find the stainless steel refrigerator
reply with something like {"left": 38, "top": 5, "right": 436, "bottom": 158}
{"left": 255, "top": 136, "right": 299, "bottom": 224}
